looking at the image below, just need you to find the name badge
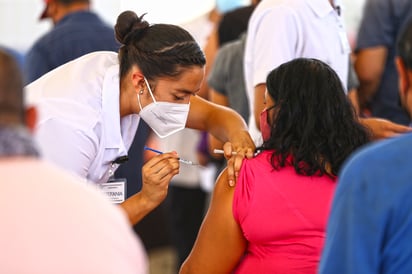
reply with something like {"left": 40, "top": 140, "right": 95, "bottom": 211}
{"left": 99, "top": 178, "right": 127, "bottom": 204}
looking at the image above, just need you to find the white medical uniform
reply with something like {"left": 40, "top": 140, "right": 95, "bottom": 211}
{"left": 26, "top": 51, "right": 140, "bottom": 184}
{"left": 244, "top": 0, "right": 349, "bottom": 144}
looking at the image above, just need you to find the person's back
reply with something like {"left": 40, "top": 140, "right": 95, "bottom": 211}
{"left": 319, "top": 19, "right": 412, "bottom": 274}
{"left": 24, "top": 0, "right": 119, "bottom": 83}
{"left": 0, "top": 159, "right": 147, "bottom": 274}
{"left": 244, "top": 0, "right": 411, "bottom": 142}
{"left": 244, "top": 0, "right": 349, "bottom": 144}
{"left": 233, "top": 151, "right": 335, "bottom": 273}
{"left": 319, "top": 134, "right": 412, "bottom": 274}
{"left": 244, "top": 0, "right": 349, "bottom": 90}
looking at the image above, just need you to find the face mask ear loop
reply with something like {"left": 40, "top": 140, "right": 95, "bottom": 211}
{"left": 137, "top": 91, "right": 144, "bottom": 111}
{"left": 143, "top": 77, "right": 157, "bottom": 104}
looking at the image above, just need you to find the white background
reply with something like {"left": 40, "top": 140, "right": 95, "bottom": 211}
{"left": 0, "top": 0, "right": 366, "bottom": 54}
{"left": 0, "top": 0, "right": 216, "bottom": 53}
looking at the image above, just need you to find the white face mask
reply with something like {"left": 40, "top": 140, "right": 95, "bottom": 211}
{"left": 137, "top": 77, "right": 190, "bottom": 138}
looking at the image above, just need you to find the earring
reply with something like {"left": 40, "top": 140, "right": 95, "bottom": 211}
{"left": 139, "top": 89, "right": 143, "bottom": 95}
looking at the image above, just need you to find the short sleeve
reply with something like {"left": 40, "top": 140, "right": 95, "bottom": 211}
{"left": 250, "top": 6, "right": 300, "bottom": 87}
{"left": 356, "top": 0, "right": 395, "bottom": 50}
{"left": 233, "top": 158, "right": 256, "bottom": 225}
{"left": 24, "top": 44, "right": 53, "bottom": 84}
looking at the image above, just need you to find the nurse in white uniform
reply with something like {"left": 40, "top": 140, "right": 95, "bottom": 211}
{"left": 26, "top": 11, "right": 255, "bottom": 225}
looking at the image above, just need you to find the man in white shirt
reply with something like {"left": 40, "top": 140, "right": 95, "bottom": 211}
{"left": 244, "top": 0, "right": 411, "bottom": 144}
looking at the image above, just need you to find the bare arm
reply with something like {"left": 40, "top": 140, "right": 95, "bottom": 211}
{"left": 187, "top": 95, "right": 255, "bottom": 185}
{"left": 354, "top": 47, "right": 387, "bottom": 107}
{"left": 180, "top": 169, "right": 247, "bottom": 274}
{"left": 347, "top": 88, "right": 360, "bottom": 115}
{"left": 359, "top": 117, "right": 412, "bottom": 140}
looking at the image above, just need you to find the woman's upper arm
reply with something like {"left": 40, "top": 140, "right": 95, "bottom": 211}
{"left": 180, "top": 168, "right": 247, "bottom": 274}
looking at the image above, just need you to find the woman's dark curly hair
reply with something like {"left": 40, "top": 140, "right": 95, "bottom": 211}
{"left": 260, "top": 58, "right": 371, "bottom": 177}
{"left": 114, "top": 11, "right": 206, "bottom": 81}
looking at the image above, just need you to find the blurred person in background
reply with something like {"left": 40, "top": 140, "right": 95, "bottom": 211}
{"left": 354, "top": 0, "right": 412, "bottom": 125}
{"left": 320, "top": 20, "right": 412, "bottom": 273}
{"left": 24, "top": 0, "right": 119, "bottom": 84}
{"left": 244, "top": 0, "right": 411, "bottom": 145}
{"left": 0, "top": 45, "right": 24, "bottom": 68}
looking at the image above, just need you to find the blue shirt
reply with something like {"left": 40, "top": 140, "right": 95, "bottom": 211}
{"left": 24, "top": 11, "right": 119, "bottom": 84}
{"left": 319, "top": 133, "right": 412, "bottom": 274}
{"left": 356, "top": 0, "right": 412, "bottom": 125}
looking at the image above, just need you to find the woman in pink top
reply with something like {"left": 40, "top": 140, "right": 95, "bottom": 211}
{"left": 180, "top": 58, "right": 371, "bottom": 274}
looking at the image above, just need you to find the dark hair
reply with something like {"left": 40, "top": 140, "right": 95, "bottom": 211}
{"left": 0, "top": 49, "right": 24, "bottom": 124}
{"left": 114, "top": 11, "right": 206, "bottom": 80}
{"left": 397, "top": 19, "right": 412, "bottom": 70}
{"left": 261, "top": 58, "right": 370, "bottom": 177}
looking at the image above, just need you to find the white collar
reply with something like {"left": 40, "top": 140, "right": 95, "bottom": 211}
{"left": 101, "top": 64, "right": 127, "bottom": 155}
{"left": 306, "top": 0, "right": 342, "bottom": 18}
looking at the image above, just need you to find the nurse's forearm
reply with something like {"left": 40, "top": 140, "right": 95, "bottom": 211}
{"left": 207, "top": 106, "right": 249, "bottom": 143}
{"left": 119, "top": 192, "right": 157, "bottom": 225}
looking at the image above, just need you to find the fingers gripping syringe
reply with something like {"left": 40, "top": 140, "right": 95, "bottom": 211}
{"left": 144, "top": 146, "right": 199, "bottom": 166}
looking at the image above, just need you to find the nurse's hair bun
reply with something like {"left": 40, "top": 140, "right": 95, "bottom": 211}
{"left": 115, "top": 11, "right": 150, "bottom": 45}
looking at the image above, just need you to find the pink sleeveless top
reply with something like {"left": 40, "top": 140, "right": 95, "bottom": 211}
{"left": 233, "top": 151, "right": 336, "bottom": 274}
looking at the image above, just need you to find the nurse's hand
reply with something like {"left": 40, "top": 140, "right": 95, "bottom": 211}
{"left": 120, "top": 152, "right": 179, "bottom": 225}
{"left": 141, "top": 152, "right": 180, "bottom": 209}
{"left": 223, "top": 130, "right": 255, "bottom": 187}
